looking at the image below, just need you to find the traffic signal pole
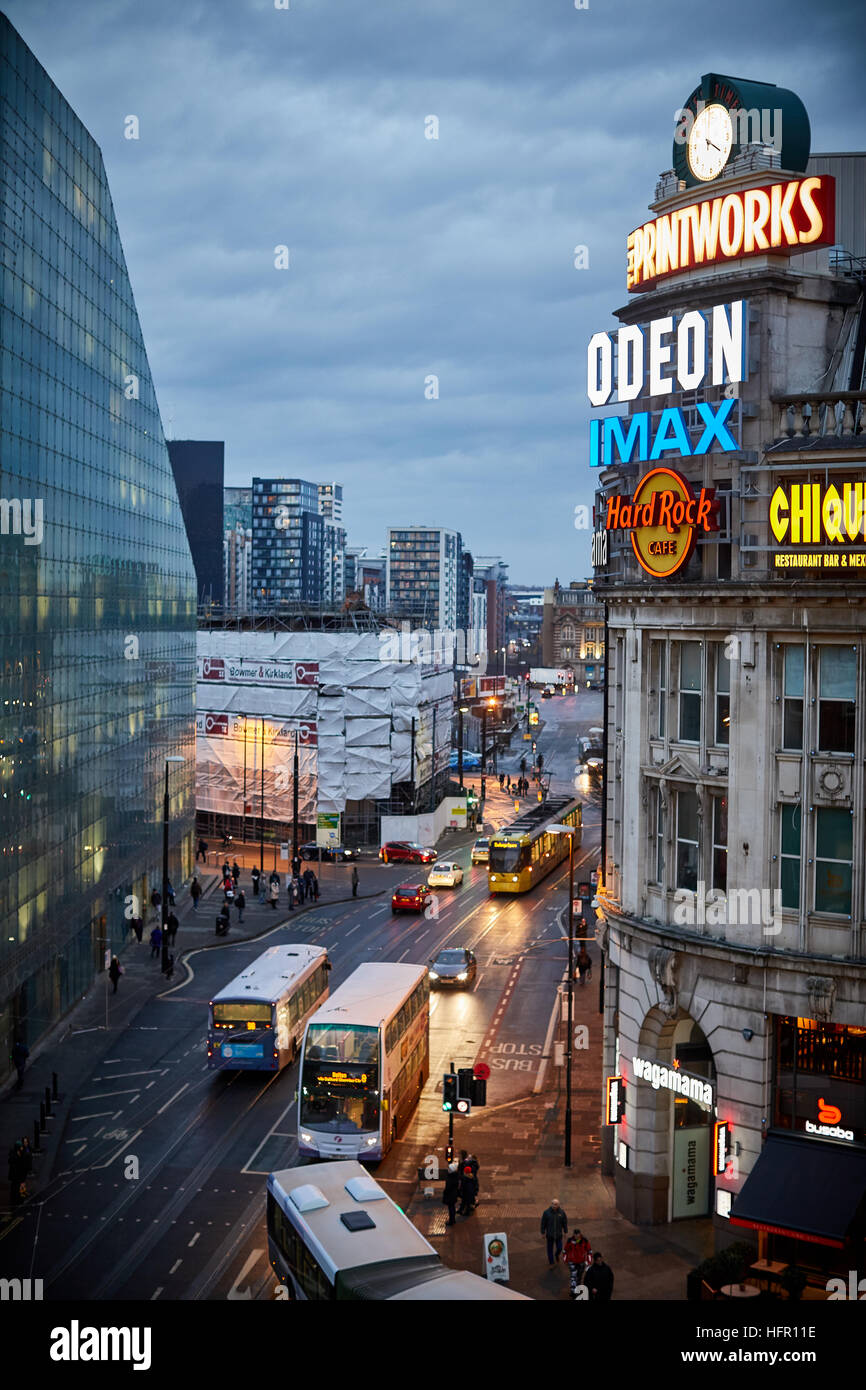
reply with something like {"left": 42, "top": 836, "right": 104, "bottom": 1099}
{"left": 447, "top": 1060, "right": 455, "bottom": 1164}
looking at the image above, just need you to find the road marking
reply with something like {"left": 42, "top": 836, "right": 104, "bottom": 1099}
{"left": 188, "top": 1232, "right": 200, "bottom": 1248}
{"left": 368, "top": 905, "right": 388, "bottom": 915}
{"left": 151, "top": 1287, "right": 163, "bottom": 1300}
{"left": 169, "top": 1259, "right": 182, "bottom": 1274}
{"left": 156, "top": 1083, "right": 190, "bottom": 1115}
{"left": 242, "top": 1094, "right": 297, "bottom": 1174}
{"left": 69, "top": 1112, "right": 114, "bottom": 1122}
{"left": 80, "top": 1089, "right": 140, "bottom": 1101}
{"left": 345, "top": 924, "right": 359, "bottom": 936}
{"left": 227, "top": 1249, "right": 264, "bottom": 1300}
{"left": 92, "top": 1070, "right": 163, "bottom": 1081}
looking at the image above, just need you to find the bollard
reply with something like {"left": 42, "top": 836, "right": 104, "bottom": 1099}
{"left": 44, "top": 1085, "right": 52, "bottom": 1116}
{"left": 52, "top": 1071, "right": 59, "bottom": 1101}
{"left": 39, "top": 1101, "right": 46, "bottom": 1132}
{"left": 33, "top": 1120, "right": 42, "bottom": 1153}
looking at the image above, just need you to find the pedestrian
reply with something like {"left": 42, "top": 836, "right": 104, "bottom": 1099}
{"left": 163, "top": 952, "right": 175, "bottom": 980}
{"left": 351, "top": 864, "right": 359, "bottom": 897}
{"left": 166, "top": 911, "right": 179, "bottom": 946}
{"left": 268, "top": 878, "right": 279, "bottom": 909}
{"left": 150, "top": 925, "right": 162, "bottom": 958}
{"left": 296, "top": 873, "right": 306, "bottom": 905}
{"left": 11, "top": 1039, "right": 29, "bottom": 1091}
{"left": 564, "top": 1229, "right": 592, "bottom": 1291}
{"left": 222, "top": 859, "right": 231, "bottom": 882}
{"left": 442, "top": 1161, "right": 460, "bottom": 1226}
{"left": 575, "top": 944, "right": 592, "bottom": 986}
{"left": 190, "top": 877, "right": 202, "bottom": 912}
{"left": 303, "top": 867, "right": 315, "bottom": 900}
{"left": 19, "top": 1136, "right": 33, "bottom": 1182}
{"left": 196, "top": 837, "right": 208, "bottom": 864}
{"left": 236, "top": 889, "right": 246, "bottom": 923}
{"left": 130, "top": 914, "right": 144, "bottom": 943}
{"left": 232, "top": 860, "right": 240, "bottom": 885}
{"left": 311, "top": 872, "right": 319, "bottom": 901}
{"left": 540, "top": 1198, "right": 569, "bottom": 1266}
{"left": 216, "top": 904, "right": 231, "bottom": 935}
{"left": 108, "top": 955, "right": 123, "bottom": 993}
{"left": 150, "top": 887, "right": 161, "bottom": 919}
{"left": 166, "top": 880, "right": 176, "bottom": 906}
{"left": 8, "top": 1140, "right": 27, "bottom": 1206}
{"left": 251, "top": 866, "right": 261, "bottom": 900}
{"left": 223, "top": 875, "right": 235, "bottom": 901}
{"left": 506, "top": 775, "right": 511, "bottom": 792}
{"left": 583, "top": 1250, "right": 614, "bottom": 1301}
{"left": 498, "top": 772, "right": 505, "bottom": 789}
{"left": 458, "top": 1164, "right": 478, "bottom": 1216}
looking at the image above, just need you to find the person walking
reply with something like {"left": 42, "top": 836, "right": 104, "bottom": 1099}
{"left": 498, "top": 772, "right": 505, "bottom": 789}
{"left": 268, "top": 877, "right": 279, "bottom": 910}
{"left": 583, "top": 1250, "right": 614, "bottom": 1301}
{"left": 12, "top": 1039, "right": 29, "bottom": 1091}
{"left": 251, "top": 866, "right": 261, "bottom": 900}
{"left": 442, "top": 1161, "right": 460, "bottom": 1226}
{"left": 575, "top": 944, "right": 592, "bottom": 986}
{"left": 351, "top": 864, "right": 359, "bottom": 898}
{"left": 222, "top": 859, "right": 231, "bottom": 883}
{"left": 540, "top": 1198, "right": 569, "bottom": 1266}
{"left": 150, "top": 925, "right": 162, "bottom": 959}
{"left": 231, "top": 860, "right": 240, "bottom": 886}
{"left": 296, "top": 873, "right": 306, "bottom": 905}
{"left": 216, "top": 903, "right": 231, "bottom": 935}
{"left": 131, "top": 914, "right": 144, "bottom": 943}
{"left": 196, "top": 837, "right": 208, "bottom": 864}
{"left": 302, "top": 868, "right": 315, "bottom": 901}
{"left": 166, "top": 880, "right": 176, "bottom": 907}
{"left": 150, "top": 887, "right": 161, "bottom": 919}
{"left": 458, "top": 1163, "right": 478, "bottom": 1216}
{"left": 235, "top": 889, "right": 246, "bottom": 923}
{"left": 108, "top": 955, "right": 123, "bottom": 993}
{"left": 311, "top": 872, "right": 319, "bottom": 901}
{"left": 166, "top": 911, "right": 179, "bottom": 946}
{"left": 190, "top": 877, "right": 202, "bottom": 912}
{"left": 564, "top": 1229, "right": 592, "bottom": 1291}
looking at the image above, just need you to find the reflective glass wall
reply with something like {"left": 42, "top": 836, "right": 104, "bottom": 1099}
{"left": 0, "top": 16, "right": 197, "bottom": 1060}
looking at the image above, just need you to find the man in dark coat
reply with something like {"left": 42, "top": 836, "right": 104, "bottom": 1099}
{"left": 166, "top": 911, "right": 179, "bottom": 946}
{"left": 351, "top": 865, "right": 359, "bottom": 897}
{"left": 251, "top": 866, "right": 261, "bottom": 899}
{"left": 583, "top": 1251, "right": 614, "bottom": 1301}
{"left": 458, "top": 1164, "right": 478, "bottom": 1216}
{"left": 442, "top": 1161, "right": 460, "bottom": 1226}
{"left": 540, "top": 1198, "right": 569, "bottom": 1266}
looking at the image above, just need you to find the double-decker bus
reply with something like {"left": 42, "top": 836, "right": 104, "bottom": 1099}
{"left": 267, "top": 1160, "right": 530, "bottom": 1300}
{"left": 207, "top": 945, "right": 330, "bottom": 1071}
{"left": 298, "top": 962, "right": 429, "bottom": 1161}
{"left": 488, "top": 795, "right": 582, "bottom": 895}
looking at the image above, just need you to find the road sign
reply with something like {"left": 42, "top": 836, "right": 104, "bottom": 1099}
{"left": 317, "top": 812, "right": 340, "bottom": 847}
{"left": 473, "top": 1062, "right": 491, "bottom": 1081}
{"left": 280, "top": 841, "right": 289, "bottom": 861}
{"left": 573, "top": 899, "right": 583, "bottom": 916}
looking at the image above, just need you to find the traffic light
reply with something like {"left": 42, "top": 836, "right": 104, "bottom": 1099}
{"left": 470, "top": 1076, "right": 487, "bottom": 1107}
{"left": 480, "top": 777, "right": 486, "bottom": 801}
{"left": 457, "top": 1068, "right": 474, "bottom": 1102}
{"left": 531, "top": 740, "right": 537, "bottom": 753}
{"left": 442, "top": 1073, "right": 458, "bottom": 1111}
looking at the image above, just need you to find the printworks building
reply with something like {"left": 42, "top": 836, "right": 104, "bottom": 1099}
{"left": 591, "top": 73, "right": 866, "bottom": 1280}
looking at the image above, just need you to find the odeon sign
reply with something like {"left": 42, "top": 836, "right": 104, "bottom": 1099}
{"left": 603, "top": 466, "right": 720, "bottom": 578}
{"left": 627, "top": 176, "right": 835, "bottom": 292}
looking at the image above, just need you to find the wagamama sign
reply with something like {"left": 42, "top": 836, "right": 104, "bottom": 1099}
{"left": 631, "top": 1056, "right": 713, "bottom": 1109}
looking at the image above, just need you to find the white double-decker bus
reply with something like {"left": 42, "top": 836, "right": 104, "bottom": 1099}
{"left": 298, "top": 962, "right": 429, "bottom": 1160}
{"left": 207, "top": 945, "right": 330, "bottom": 1072}
{"left": 267, "top": 1160, "right": 529, "bottom": 1300}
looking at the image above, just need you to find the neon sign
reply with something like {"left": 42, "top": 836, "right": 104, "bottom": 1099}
{"left": 587, "top": 301, "right": 746, "bottom": 406}
{"left": 606, "top": 1075, "right": 625, "bottom": 1124}
{"left": 589, "top": 399, "right": 739, "bottom": 468}
{"left": 713, "top": 1120, "right": 730, "bottom": 1175}
{"left": 626, "top": 176, "right": 835, "bottom": 291}
{"left": 630, "top": 1055, "right": 713, "bottom": 1108}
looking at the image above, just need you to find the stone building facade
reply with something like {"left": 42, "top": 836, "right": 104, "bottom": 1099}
{"left": 542, "top": 581, "right": 605, "bottom": 687}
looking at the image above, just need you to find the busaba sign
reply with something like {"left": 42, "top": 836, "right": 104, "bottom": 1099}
{"left": 602, "top": 466, "right": 720, "bottom": 578}
{"left": 626, "top": 176, "right": 835, "bottom": 291}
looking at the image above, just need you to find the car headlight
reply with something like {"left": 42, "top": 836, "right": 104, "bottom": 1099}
{"left": 428, "top": 971, "right": 439, "bottom": 980}
{"left": 512, "top": 875, "right": 518, "bottom": 882}
{"left": 456, "top": 972, "right": 468, "bottom": 981}
{"left": 300, "top": 1131, "right": 312, "bottom": 1144}
{"left": 365, "top": 1136, "right": 377, "bottom": 1147}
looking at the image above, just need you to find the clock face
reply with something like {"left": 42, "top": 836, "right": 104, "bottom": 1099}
{"left": 687, "top": 103, "right": 733, "bottom": 181}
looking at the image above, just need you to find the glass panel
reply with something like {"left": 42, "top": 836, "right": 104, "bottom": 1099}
{"left": 818, "top": 702, "right": 855, "bottom": 754}
{"left": 781, "top": 857, "right": 800, "bottom": 910}
{"left": 780, "top": 804, "right": 801, "bottom": 856}
{"left": 716, "top": 649, "right": 730, "bottom": 695}
{"left": 783, "top": 645, "right": 804, "bottom": 697}
{"left": 213, "top": 1001, "right": 273, "bottom": 1026}
{"left": 680, "top": 642, "right": 702, "bottom": 691}
{"left": 815, "top": 808, "right": 853, "bottom": 860}
{"left": 680, "top": 691, "right": 701, "bottom": 742}
{"left": 783, "top": 700, "right": 803, "bottom": 750}
{"left": 819, "top": 647, "right": 856, "bottom": 700}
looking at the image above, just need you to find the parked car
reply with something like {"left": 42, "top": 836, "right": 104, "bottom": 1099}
{"left": 427, "top": 861, "right": 464, "bottom": 888}
{"left": 470, "top": 838, "right": 490, "bottom": 865}
{"left": 298, "top": 842, "right": 360, "bottom": 862}
{"left": 379, "top": 841, "right": 436, "bottom": 864}
{"left": 391, "top": 882, "right": 432, "bottom": 914}
{"left": 448, "top": 749, "right": 482, "bottom": 769}
{"left": 428, "top": 947, "right": 477, "bottom": 988}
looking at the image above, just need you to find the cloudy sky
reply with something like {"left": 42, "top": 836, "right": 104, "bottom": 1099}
{"left": 6, "top": 0, "right": 864, "bottom": 583}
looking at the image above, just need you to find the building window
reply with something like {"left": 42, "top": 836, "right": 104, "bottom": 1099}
{"left": 773, "top": 1017, "right": 866, "bottom": 1146}
{"left": 714, "top": 645, "right": 730, "bottom": 746}
{"left": 712, "top": 796, "right": 727, "bottom": 892}
{"left": 678, "top": 643, "right": 702, "bottom": 743}
{"left": 676, "top": 788, "right": 699, "bottom": 891}
{"left": 651, "top": 640, "right": 666, "bottom": 738}
{"left": 782, "top": 645, "right": 804, "bottom": 751}
{"left": 817, "top": 647, "right": 856, "bottom": 754}
{"left": 652, "top": 787, "right": 665, "bottom": 884}
{"left": 779, "top": 803, "right": 801, "bottom": 909}
{"left": 814, "top": 808, "right": 853, "bottom": 915}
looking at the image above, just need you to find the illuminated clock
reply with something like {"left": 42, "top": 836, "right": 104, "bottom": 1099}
{"left": 687, "top": 103, "right": 733, "bottom": 181}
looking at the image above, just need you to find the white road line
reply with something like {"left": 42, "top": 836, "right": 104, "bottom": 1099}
{"left": 397, "top": 947, "right": 410, "bottom": 961}
{"left": 188, "top": 1232, "right": 200, "bottom": 1248}
{"left": 68, "top": 1112, "right": 114, "bottom": 1122}
{"left": 345, "top": 924, "right": 359, "bottom": 936}
{"left": 80, "top": 1089, "right": 140, "bottom": 1101}
{"left": 169, "top": 1259, "right": 182, "bottom": 1275}
{"left": 156, "top": 1083, "right": 190, "bottom": 1116}
{"left": 92, "top": 1070, "right": 163, "bottom": 1081}
{"left": 242, "top": 1095, "right": 296, "bottom": 1174}
{"left": 93, "top": 1128, "right": 143, "bottom": 1170}
{"left": 151, "top": 1288, "right": 163, "bottom": 1301}
{"left": 368, "top": 905, "right": 388, "bottom": 915}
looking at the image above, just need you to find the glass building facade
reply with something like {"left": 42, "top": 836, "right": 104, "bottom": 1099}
{"left": 0, "top": 15, "right": 197, "bottom": 1065}
{"left": 251, "top": 478, "right": 324, "bottom": 606}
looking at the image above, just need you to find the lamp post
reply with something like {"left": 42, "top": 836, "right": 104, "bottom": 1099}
{"left": 161, "top": 756, "right": 185, "bottom": 974}
{"left": 292, "top": 728, "right": 300, "bottom": 862}
{"left": 549, "top": 822, "right": 576, "bottom": 1167}
{"left": 457, "top": 702, "right": 469, "bottom": 790}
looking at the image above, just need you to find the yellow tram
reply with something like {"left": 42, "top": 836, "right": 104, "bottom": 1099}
{"left": 487, "top": 796, "right": 582, "bottom": 894}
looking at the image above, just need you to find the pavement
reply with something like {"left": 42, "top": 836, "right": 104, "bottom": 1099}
{"left": 0, "top": 856, "right": 392, "bottom": 1218}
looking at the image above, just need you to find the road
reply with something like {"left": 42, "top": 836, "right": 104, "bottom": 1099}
{"left": 1, "top": 692, "right": 602, "bottom": 1300}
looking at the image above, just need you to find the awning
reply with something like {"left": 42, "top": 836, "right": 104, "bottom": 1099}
{"left": 730, "top": 1132, "right": 866, "bottom": 1249}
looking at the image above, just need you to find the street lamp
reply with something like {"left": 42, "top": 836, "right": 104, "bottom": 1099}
{"left": 457, "top": 703, "right": 469, "bottom": 790}
{"left": 549, "top": 822, "right": 576, "bottom": 1167}
{"left": 162, "top": 756, "right": 185, "bottom": 974}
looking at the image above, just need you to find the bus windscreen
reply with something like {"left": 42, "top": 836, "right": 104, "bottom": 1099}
{"left": 301, "top": 1025, "right": 380, "bottom": 1134}
{"left": 213, "top": 1001, "right": 273, "bottom": 1027}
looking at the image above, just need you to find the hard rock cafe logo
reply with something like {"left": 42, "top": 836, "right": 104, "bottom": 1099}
{"left": 603, "top": 466, "right": 720, "bottom": 578}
